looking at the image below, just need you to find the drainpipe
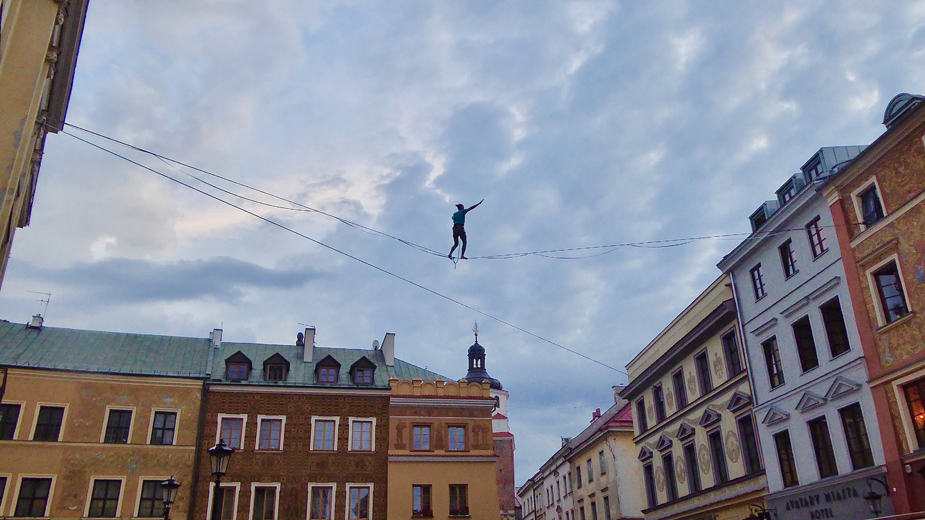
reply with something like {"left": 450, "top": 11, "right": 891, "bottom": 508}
{"left": 188, "top": 379, "right": 209, "bottom": 520}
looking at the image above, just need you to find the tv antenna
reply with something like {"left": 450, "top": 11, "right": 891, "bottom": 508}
{"left": 27, "top": 291, "right": 51, "bottom": 316}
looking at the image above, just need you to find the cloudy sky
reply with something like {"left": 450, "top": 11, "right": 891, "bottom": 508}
{"left": 2, "top": 0, "right": 924, "bottom": 484}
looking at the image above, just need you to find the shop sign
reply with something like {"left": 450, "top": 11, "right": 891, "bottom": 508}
{"left": 767, "top": 477, "right": 893, "bottom": 520}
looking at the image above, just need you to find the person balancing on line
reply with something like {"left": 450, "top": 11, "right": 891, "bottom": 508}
{"left": 448, "top": 199, "right": 484, "bottom": 260}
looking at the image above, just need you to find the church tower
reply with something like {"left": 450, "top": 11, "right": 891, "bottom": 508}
{"left": 463, "top": 323, "right": 515, "bottom": 520}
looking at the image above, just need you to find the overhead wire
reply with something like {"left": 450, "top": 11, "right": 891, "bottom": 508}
{"left": 56, "top": 127, "right": 628, "bottom": 375}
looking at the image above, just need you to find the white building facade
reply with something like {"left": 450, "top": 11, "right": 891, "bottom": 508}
{"left": 718, "top": 146, "right": 892, "bottom": 519}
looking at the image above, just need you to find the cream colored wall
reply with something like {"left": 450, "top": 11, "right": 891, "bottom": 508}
{"left": 569, "top": 430, "right": 641, "bottom": 520}
{"left": 610, "top": 431, "right": 644, "bottom": 518}
{"left": 388, "top": 461, "right": 502, "bottom": 520}
{"left": 0, "top": 368, "right": 203, "bottom": 518}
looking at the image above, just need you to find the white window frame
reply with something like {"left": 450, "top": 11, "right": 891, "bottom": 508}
{"left": 148, "top": 408, "right": 180, "bottom": 446}
{"left": 310, "top": 417, "right": 340, "bottom": 452}
{"left": 850, "top": 176, "right": 888, "bottom": 230}
{"left": 344, "top": 483, "right": 374, "bottom": 520}
{"left": 207, "top": 482, "right": 240, "bottom": 520}
{"left": 216, "top": 413, "right": 248, "bottom": 450}
{"left": 249, "top": 482, "right": 281, "bottom": 520}
{"left": 12, "top": 474, "right": 57, "bottom": 518}
{"left": 865, "top": 253, "right": 913, "bottom": 327}
{"left": 306, "top": 483, "right": 337, "bottom": 520}
{"left": 100, "top": 406, "right": 136, "bottom": 444}
{"left": 347, "top": 418, "right": 376, "bottom": 452}
{"left": 255, "top": 415, "right": 287, "bottom": 451}
{"left": 84, "top": 475, "right": 126, "bottom": 518}
{"left": 0, "top": 472, "right": 13, "bottom": 517}
{"left": 0, "top": 400, "right": 25, "bottom": 441}
{"left": 133, "top": 475, "right": 171, "bottom": 518}
{"left": 30, "top": 402, "right": 68, "bottom": 442}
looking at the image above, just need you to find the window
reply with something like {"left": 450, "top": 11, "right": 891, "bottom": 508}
{"left": 738, "top": 415, "right": 762, "bottom": 474}
{"left": 576, "top": 466, "right": 582, "bottom": 489}
{"left": 599, "top": 450, "right": 607, "bottom": 475}
{"left": 859, "top": 185, "right": 885, "bottom": 226}
{"left": 762, "top": 337, "right": 785, "bottom": 389}
{"left": 792, "top": 316, "right": 820, "bottom": 373}
{"left": 251, "top": 485, "right": 277, "bottom": 520}
{"left": 449, "top": 485, "right": 468, "bottom": 516}
{"left": 413, "top": 425, "right": 431, "bottom": 450}
{"left": 874, "top": 261, "right": 909, "bottom": 324}
{"left": 804, "top": 159, "right": 825, "bottom": 179}
{"left": 653, "top": 385, "right": 666, "bottom": 423}
{"left": 778, "top": 179, "right": 797, "bottom": 204}
{"left": 33, "top": 405, "right": 64, "bottom": 441}
{"left": 808, "top": 416, "right": 838, "bottom": 478}
{"left": 309, "top": 486, "right": 334, "bottom": 520}
{"left": 265, "top": 364, "right": 287, "bottom": 382}
{"left": 695, "top": 351, "right": 712, "bottom": 395}
{"left": 211, "top": 486, "right": 237, "bottom": 520}
{"left": 840, "top": 403, "right": 874, "bottom": 470}
{"left": 354, "top": 368, "right": 373, "bottom": 384}
{"left": 722, "top": 330, "right": 743, "bottom": 378}
{"left": 88, "top": 479, "right": 122, "bottom": 517}
{"left": 556, "top": 481, "right": 561, "bottom": 501}
{"left": 257, "top": 416, "right": 284, "bottom": 450}
{"left": 643, "top": 463, "right": 656, "bottom": 508}
{"left": 150, "top": 411, "right": 177, "bottom": 445}
{"left": 684, "top": 442, "right": 700, "bottom": 493}
{"left": 635, "top": 399, "right": 648, "bottom": 434}
{"left": 821, "top": 298, "right": 851, "bottom": 357}
{"left": 104, "top": 409, "right": 133, "bottom": 444}
{"left": 603, "top": 496, "right": 611, "bottom": 520}
{"left": 806, "top": 217, "right": 828, "bottom": 258}
{"left": 662, "top": 453, "right": 677, "bottom": 501}
{"left": 348, "top": 486, "right": 371, "bottom": 520}
{"left": 905, "top": 380, "right": 925, "bottom": 448}
{"left": 0, "top": 477, "right": 7, "bottom": 513}
{"left": 580, "top": 506, "right": 586, "bottom": 520}
{"left": 219, "top": 415, "right": 246, "bottom": 449}
{"left": 137, "top": 480, "right": 165, "bottom": 518}
{"left": 351, "top": 420, "right": 374, "bottom": 451}
{"left": 750, "top": 264, "right": 766, "bottom": 300}
{"left": 587, "top": 459, "right": 593, "bottom": 483}
{"left": 448, "top": 426, "right": 465, "bottom": 451}
{"left": 779, "top": 239, "right": 798, "bottom": 278}
{"left": 672, "top": 370, "right": 687, "bottom": 410}
{"left": 318, "top": 367, "right": 338, "bottom": 383}
{"left": 227, "top": 362, "right": 249, "bottom": 380}
{"left": 0, "top": 403, "right": 21, "bottom": 440}
{"left": 313, "top": 419, "right": 337, "bottom": 451}
{"left": 15, "top": 477, "right": 52, "bottom": 517}
{"left": 708, "top": 430, "right": 728, "bottom": 485}
{"left": 413, "top": 485, "right": 432, "bottom": 516}
{"left": 591, "top": 501, "right": 598, "bottom": 520}
{"left": 774, "top": 430, "right": 798, "bottom": 488}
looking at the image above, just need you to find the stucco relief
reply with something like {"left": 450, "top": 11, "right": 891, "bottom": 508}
{"left": 655, "top": 465, "right": 665, "bottom": 491}
{"left": 647, "top": 403, "right": 654, "bottom": 422}
{"left": 675, "top": 456, "right": 687, "bottom": 484}
{"left": 886, "top": 388, "right": 911, "bottom": 454}
{"left": 666, "top": 389, "right": 674, "bottom": 409}
{"left": 394, "top": 421, "right": 407, "bottom": 449}
{"left": 725, "top": 430, "right": 740, "bottom": 463}
{"left": 712, "top": 353, "right": 724, "bottom": 380}
{"left": 698, "top": 443, "right": 711, "bottom": 474}
{"left": 687, "top": 372, "right": 697, "bottom": 395}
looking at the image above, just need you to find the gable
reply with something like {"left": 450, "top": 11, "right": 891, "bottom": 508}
{"left": 727, "top": 391, "right": 752, "bottom": 413}
{"left": 225, "top": 351, "right": 252, "bottom": 367}
{"left": 825, "top": 377, "right": 861, "bottom": 401}
{"left": 263, "top": 353, "right": 290, "bottom": 369}
{"left": 676, "top": 422, "right": 696, "bottom": 441}
{"left": 796, "top": 391, "right": 827, "bottom": 413}
{"left": 315, "top": 354, "right": 341, "bottom": 369}
{"left": 638, "top": 446, "right": 653, "bottom": 461}
{"left": 350, "top": 356, "right": 377, "bottom": 371}
{"left": 699, "top": 408, "right": 722, "bottom": 428}
{"left": 656, "top": 434, "right": 673, "bottom": 452}
{"left": 762, "top": 406, "right": 789, "bottom": 426}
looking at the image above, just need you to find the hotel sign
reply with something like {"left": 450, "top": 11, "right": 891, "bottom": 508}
{"left": 767, "top": 476, "right": 892, "bottom": 520}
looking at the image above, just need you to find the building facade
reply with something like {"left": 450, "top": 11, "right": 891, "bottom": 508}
{"left": 0, "top": 320, "right": 209, "bottom": 519}
{"left": 622, "top": 275, "right": 767, "bottom": 520}
{"left": 821, "top": 93, "right": 925, "bottom": 514}
{"left": 718, "top": 145, "right": 891, "bottom": 519}
{"left": 0, "top": 0, "right": 88, "bottom": 288}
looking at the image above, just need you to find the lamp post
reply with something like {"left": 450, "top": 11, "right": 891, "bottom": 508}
{"left": 209, "top": 440, "right": 235, "bottom": 520}
{"left": 863, "top": 476, "right": 888, "bottom": 517}
{"left": 743, "top": 504, "right": 774, "bottom": 520}
{"left": 160, "top": 477, "right": 181, "bottom": 520}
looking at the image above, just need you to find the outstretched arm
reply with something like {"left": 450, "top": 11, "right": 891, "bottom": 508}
{"left": 467, "top": 199, "right": 484, "bottom": 212}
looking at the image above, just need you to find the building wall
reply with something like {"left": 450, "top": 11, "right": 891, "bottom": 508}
{"left": 0, "top": 368, "right": 203, "bottom": 519}
{"left": 194, "top": 386, "right": 390, "bottom": 520}
{"left": 569, "top": 431, "right": 641, "bottom": 520}
{"left": 388, "top": 379, "right": 501, "bottom": 520}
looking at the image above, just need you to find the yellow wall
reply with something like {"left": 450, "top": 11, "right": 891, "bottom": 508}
{"left": 388, "top": 461, "right": 502, "bottom": 520}
{"left": 0, "top": 368, "right": 204, "bottom": 518}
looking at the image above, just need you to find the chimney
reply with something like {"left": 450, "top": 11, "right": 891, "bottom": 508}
{"left": 561, "top": 437, "right": 571, "bottom": 447}
{"left": 303, "top": 327, "right": 315, "bottom": 363}
{"left": 591, "top": 408, "right": 602, "bottom": 422}
{"left": 381, "top": 332, "right": 395, "bottom": 366}
{"left": 27, "top": 314, "right": 43, "bottom": 329}
{"left": 613, "top": 384, "right": 626, "bottom": 403}
{"left": 210, "top": 329, "right": 222, "bottom": 349}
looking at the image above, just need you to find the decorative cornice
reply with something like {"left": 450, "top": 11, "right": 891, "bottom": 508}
{"left": 209, "top": 384, "right": 390, "bottom": 396}
{"left": 749, "top": 318, "right": 778, "bottom": 337}
{"left": 795, "top": 391, "right": 827, "bottom": 413}
{"left": 824, "top": 376, "right": 862, "bottom": 401}
{"left": 389, "top": 455, "right": 498, "bottom": 463}
{"left": 762, "top": 407, "right": 790, "bottom": 425}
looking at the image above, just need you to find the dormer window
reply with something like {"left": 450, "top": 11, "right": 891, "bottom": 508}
{"left": 262, "top": 353, "right": 290, "bottom": 382}
{"left": 315, "top": 355, "right": 342, "bottom": 384}
{"left": 228, "top": 363, "right": 248, "bottom": 380}
{"left": 777, "top": 179, "right": 797, "bottom": 204}
{"left": 803, "top": 158, "right": 824, "bottom": 179}
{"left": 350, "top": 357, "right": 377, "bottom": 386}
{"left": 224, "top": 351, "right": 253, "bottom": 381}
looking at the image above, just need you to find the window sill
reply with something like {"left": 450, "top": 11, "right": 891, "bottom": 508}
{"left": 811, "top": 250, "right": 829, "bottom": 261}
{"left": 255, "top": 449, "right": 283, "bottom": 452}
{"left": 876, "top": 311, "right": 916, "bottom": 333}
{"left": 785, "top": 271, "right": 799, "bottom": 280}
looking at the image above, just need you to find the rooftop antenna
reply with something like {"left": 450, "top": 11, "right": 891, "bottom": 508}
{"left": 27, "top": 291, "right": 51, "bottom": 317}
{"left": 473, "top": 321, "right": 479, "bottom": 342}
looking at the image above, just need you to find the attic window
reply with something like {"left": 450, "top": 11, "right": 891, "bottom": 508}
{"left": 777, "top": 179, "right": 797, "bottom": 204}
{"left": 319, "top": 367, "right": 338, "bottom": 383}
{"left": 227, "top": 363, "right": 248, "bottom": 381}
{"left": 354, "top": 369, "right": 373, "bottom": 384}
{"left": 803, "top": 158, "right": 825, "bottom": 179}
{"left": 266, "top": 364, "right": 287, "bottom": 382}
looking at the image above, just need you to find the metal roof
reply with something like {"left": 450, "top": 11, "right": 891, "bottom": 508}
{"left": 0, "top": 321, "right": 210, "bottom": 378}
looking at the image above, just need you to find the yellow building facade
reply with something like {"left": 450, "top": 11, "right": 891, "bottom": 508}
{"left": 0, "top": 0, "right": 88, "bottom": 287}
{"left": 622, "top": 275, "right": 767, "bottom": 520}
{"left": 387, "top": 378, "right": 502, "bottom": 520}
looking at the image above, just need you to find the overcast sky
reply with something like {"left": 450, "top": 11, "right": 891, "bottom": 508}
{"left": 2, "top": 0, "right": 924, "bottom": 485}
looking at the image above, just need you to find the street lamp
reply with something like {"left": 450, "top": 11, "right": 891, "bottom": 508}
{"left": 160, "top": 477, "right": 181, "bottom": 520}
{"left": 743, "top": 504, "right": 774, "bottom": 520}
{"left": 863, "top": 476, "right": 888, "bottom": 517}
{"left": 209, "top": 440, "right": 235, "bottom": 520}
